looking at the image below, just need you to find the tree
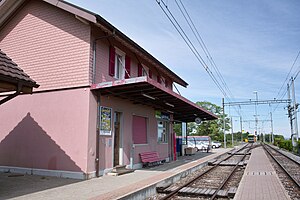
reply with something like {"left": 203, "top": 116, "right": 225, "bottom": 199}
{"left": 189, "top": 101, "right": 231, "bottom": 141}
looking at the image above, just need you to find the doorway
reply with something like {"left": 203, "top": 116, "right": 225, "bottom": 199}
{"left": 113, "top": 111, "right": 122, "bottom": 166}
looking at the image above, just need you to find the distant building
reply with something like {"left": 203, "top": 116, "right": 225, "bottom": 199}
{"left": 0, "top": 0, "right": 217, "bottom": 179}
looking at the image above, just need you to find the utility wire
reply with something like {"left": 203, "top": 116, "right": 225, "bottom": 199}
{"left": 157, "top": 0, "right": 242, "bottom": 117}
{"left": 174, "top": 0, "right": 242, "bottom": 117}
{"left": 156, "top": 0, "right": 229, "bottom": 100}
{"left": 275, "top": 50, "right": 300, "bottom": 101}
{"left": 176, "top": 0, "right": 235, "bottom": 101}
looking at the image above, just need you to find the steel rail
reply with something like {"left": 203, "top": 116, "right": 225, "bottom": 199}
{"left": 264, "top": 143, "right": 300, "bottom": 166}
{"left": 160, "top": 143, "right": 250, "bottom": 200}
{"left": 263, "top": 144, "right": 300, "bottom": 189}
{"left": 210, "top": 143, "right": 253, "bottom": 200}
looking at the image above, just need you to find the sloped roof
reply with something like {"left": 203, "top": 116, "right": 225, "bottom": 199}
{"left": 0, "top": 49, "right": 39, "bottom": 93}
{"left": 0, "top": 0, "right": 188, "bottom": 87}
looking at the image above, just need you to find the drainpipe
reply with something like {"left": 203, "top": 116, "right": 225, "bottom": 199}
{"left": 92, "top": 32, "right": 115, "bottom": 176}
{"left": 95, "top": 93, "right": 100, "bottom": 177}
{"left": 92, "top": 31, "right": 115, "bottom": 84}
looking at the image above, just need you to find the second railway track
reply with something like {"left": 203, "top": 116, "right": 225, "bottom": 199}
{"left": 151, "top": 143, "right": 257, "bottom": 200}
{"left": 263, "top": 143, "right": 300, "bottom": 199}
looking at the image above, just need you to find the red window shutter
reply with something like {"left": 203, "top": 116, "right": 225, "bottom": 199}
{"left": 138, "top": 64, "right": 143, "bottom": 77}
{"left": 125, "top": 55, "right": 131, "bottom": 78}
{"left": 165, "top": 79, "right": 169, "bottom": 88}
{"left": 109, "top": 46, "right": 115, "bottom": 76}
{"left": 132, "top": 116, "right": 147, "bottom": 144}
{"left": 149, "top": 70, "right": 152, "bottom": 78}
{"left": 157, "top": 76, "right": 161, "bottom": 83}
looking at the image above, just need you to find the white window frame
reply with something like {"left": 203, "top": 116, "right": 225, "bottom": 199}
{"left": 114, "top": 48, "right": 125, "bottom": 80}
{"left": 157, "top": 120, "right": 168, "bottom": 143}
{"left": 142, "top": 65, "right": 148, "bottom": 76}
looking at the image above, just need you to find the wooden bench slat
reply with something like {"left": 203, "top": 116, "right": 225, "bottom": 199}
{"left": 140, "top": 151, "right": 164, "bottom": 167}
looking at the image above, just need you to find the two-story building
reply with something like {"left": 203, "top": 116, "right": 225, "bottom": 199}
{"left": 0, "top": 0, "right": 217, "bottom": 179}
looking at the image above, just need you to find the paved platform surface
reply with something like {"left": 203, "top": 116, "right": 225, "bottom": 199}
{"left": 234, "top": 146, "right": 291, "bottom": 200}
{"left": 0, "top": 148, "right": 230, "bottom": 200}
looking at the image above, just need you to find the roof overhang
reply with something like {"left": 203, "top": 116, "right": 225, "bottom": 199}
{"left": 0, "top": 0, "right": 188, "bottom": 88}
{"left": 91, "top": 77, "right": 218, "bottom": 122}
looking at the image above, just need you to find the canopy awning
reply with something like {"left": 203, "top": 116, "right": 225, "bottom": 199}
{"left": 91, "top": 76, "right": 218, "bottom": 122}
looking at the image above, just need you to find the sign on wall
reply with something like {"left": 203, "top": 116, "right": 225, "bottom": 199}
{"left": 100, "top": 106, "right": 112, "bottom": 135}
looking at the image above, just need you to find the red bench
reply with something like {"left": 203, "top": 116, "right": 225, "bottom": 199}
{"left": 139, "top": 151, "right": 164, "bottom": 167}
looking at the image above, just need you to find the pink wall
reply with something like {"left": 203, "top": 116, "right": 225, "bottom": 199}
{"left": 94, "top": 39, "right": 173, "bottom": 90}
{"left": 0, "top": 0, "right": 91, "bottom": 91}
{"left": 99, "top": 96, "right": 170, "bottom": 169}
{"left": 0, "top": 88, "right": 90, "bottom": 172}
{"left": 86, "top": 92, "right": 98, "bottom": 173}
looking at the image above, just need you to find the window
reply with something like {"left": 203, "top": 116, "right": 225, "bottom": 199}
{"left": 142, "top": 67, "right": 148, "bottom": 76}
{"left": 114, "top": 49, "right": 125, "bottom": 79}
{"left": 138, "top": 64, "right": 148, "bottom": 77}
{"left": 109, "top": 47, "right": 130, "bottom": 79}
{"left": 158, "top": 120, "right": 168, "bottom": 143}
{"left": 132, "top": 115, "right": 147, "bottom": 144}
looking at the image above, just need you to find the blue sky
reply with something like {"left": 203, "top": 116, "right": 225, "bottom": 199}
{"left": 68, "top": 0, "right": 300, "bottom": 138}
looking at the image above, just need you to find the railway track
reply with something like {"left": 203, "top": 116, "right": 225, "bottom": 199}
{"left": 263, "top": 143, "right": 300, "bottom": 199}
{"left": 154, "top": 143, "right": 256, "bottom": 200}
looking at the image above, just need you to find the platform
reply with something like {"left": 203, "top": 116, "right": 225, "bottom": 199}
{"left": 0, "top": 148, "right": 230, "bottom": 200}
{"left": 234, "top": 146, "right": 291, "bottom": 200}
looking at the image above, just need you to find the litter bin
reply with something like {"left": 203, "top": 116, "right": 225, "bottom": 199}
{"left": 176, "top": 137, "right": 182, "bottom": 156}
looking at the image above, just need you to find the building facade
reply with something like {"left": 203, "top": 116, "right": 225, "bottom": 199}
{"left": 0, "top": 0, "right": 217, "bottom": 179}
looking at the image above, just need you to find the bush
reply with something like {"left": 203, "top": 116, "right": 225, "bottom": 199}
{"left": 278, "top": 139, "right": 293, "bottom": 152}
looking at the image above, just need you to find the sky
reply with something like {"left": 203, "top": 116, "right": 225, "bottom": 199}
{"left": 67, "top": 0, "right": 300, "bottom": 138}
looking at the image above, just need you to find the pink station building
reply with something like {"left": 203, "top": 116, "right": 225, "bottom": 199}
{"left": 0, "top": 0, "right": 217, "bottom": 179}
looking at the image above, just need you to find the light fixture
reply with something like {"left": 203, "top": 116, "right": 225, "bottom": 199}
{"left": 142, "top": 93, "right": 155, "bottom": 100}
{"left": 167, "top": 110, "right": 174, "bottom": 114}
{"left": 165, "top": 102, "right": 174, "bottom": 107}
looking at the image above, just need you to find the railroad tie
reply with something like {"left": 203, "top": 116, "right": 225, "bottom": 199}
{"left": 208, "top": 159, "right": 217, "bottom": 166}
{"left": 200, "top": 188, "right": 208, "bottom": 195}
{"left": 227, "top": 187, "right": 237, "bottom": 198}
{"left": 193, "top": 188, "right": 203, "bottom": 195}
{"left": 217, "top": 189, "right": 228, "bottom": 197}
{"left": 238, "top": 161, "right": 244, "bottom": 166}
{"left": 204, "top": 188, "right": 212, "bottom": 196}
{"left": 164, "top": 185, "right": 178, "bottom": 193}
{"left": 208, "top": 189, "right": 216, "bottom": 196}
{"left": 178, "top": 187, "right": 190, "bottom": 194}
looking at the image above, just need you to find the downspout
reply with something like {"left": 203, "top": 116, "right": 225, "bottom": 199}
{"left": 95, "top": 93, "right": 100, "bottom": 177}
{"left": 92, "top": 32, "right": 115, "bottom": 176}
{"left": 92, "top": 31, "right": 116, "bottom": 84}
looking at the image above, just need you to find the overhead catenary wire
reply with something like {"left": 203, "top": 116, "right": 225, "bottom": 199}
{"left": 174, "top": 0, "right": 242, "bottom": 117}
{"left": 156, "top": 0, "right": 241, "bottom": 115}
{"left": 175, "top": 0, "right": 236, "bottom": 101}
{"left": 274, "top": 50, "right": 300, "bottom": 103}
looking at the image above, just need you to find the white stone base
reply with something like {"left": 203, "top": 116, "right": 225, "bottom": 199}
{"left": 0, "top": 166, "right": 95, "bottom": 180}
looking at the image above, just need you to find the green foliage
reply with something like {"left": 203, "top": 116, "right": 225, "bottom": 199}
{"left": 187, "top": 101, "right": 230, "bottom": 142}
{"left": 174, "top": 123, "right": 181, "bottom": 136}
{"left": 278, "top": 139, "right": 293, "bottom": 151}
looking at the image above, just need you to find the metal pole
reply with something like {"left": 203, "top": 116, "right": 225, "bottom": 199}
{"left": 240, "top": 116, "right": 243, "bottom": 142}
{"left": 254, "top": 91, "right": 258, "bottom": 135}
{"left": 287, "top": 83, "right": 294, "bottom": 146}
{"left": 270, "top": 110, "right": 274, "bottom": 144}
{"left": 223, "top": 98, "right": 226, "bottom": 148}
{"left": 291, "top": 77, "right": 299, "bottom": 141}
{"left": 231, "top": 117, "right": 234, "bottom": 146}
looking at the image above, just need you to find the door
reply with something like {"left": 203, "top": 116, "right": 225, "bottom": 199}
{"left": 113, "top": 112, "right": 122, "bottom": 166}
